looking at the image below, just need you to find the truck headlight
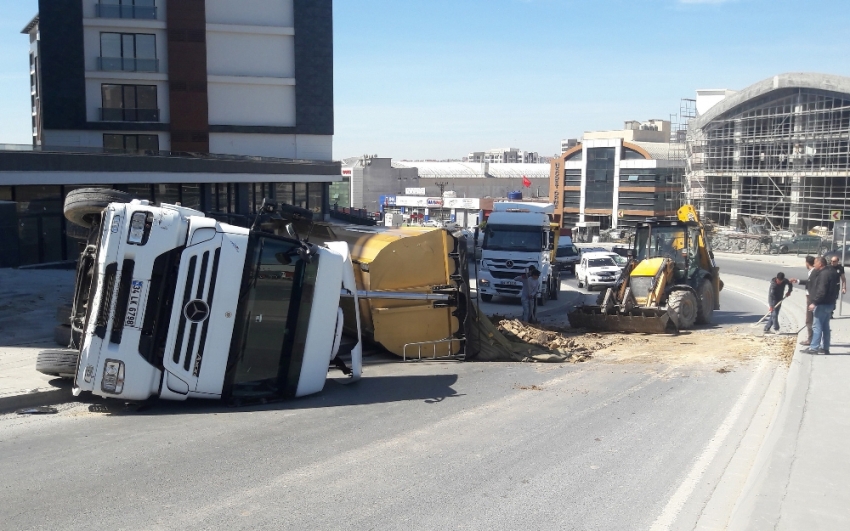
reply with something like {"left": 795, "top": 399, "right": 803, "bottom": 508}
{"left": 127, "top": 212, "right": 151, "bottom": 245}
{"left": 480, "top": 279, "right": 490, "bottom": 286}
{"left": 101, "top": 359, "right": 125, "bottom": 394}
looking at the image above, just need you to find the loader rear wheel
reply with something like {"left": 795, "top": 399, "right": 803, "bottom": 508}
{"left": 64, "top": 188, "right": 135, "bottom": 228}
{"left": 667, "top": 290, "right": 698, "bottom": 329}
{"left": 695, "top": 280, "right": 715, "bottom": 325}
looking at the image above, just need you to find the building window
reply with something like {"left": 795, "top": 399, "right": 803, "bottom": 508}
{"left": 99, "top": 33, "right": 158, "bottom": 72}
{"left": 103, "top": 134, "right": 159, "bottom": 153}
{"left": 101, "top": 84, "right": 158, "bottom": 122}
{"left": 307, "top": 183, "right": 323, "bottom": 213}
{"left": 96, "top": 0, "right": 157, "bottom": 20}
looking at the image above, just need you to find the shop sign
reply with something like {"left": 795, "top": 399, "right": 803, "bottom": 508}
{"left": 405, "top": 187, "right": 426, "bottom": 196}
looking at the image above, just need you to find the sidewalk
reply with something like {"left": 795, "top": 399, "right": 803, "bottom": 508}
{"left": 707, "top": 253, "right": 850, "bottom": 529}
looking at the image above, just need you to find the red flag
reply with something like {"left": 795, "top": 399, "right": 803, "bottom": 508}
{"left": 522, "top": 175, "right": 531, "bottom": 188}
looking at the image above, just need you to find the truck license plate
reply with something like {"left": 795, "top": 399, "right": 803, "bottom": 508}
{"left": 124, "top": 280, "right": 145, "bottom": 328}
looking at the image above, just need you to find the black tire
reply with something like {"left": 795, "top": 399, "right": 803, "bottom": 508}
{"left": 668, "top": 290, "right": 698, "bottom": 329}
{"left": 64, "top": 188, "right": 135, "bottom": 228}
{"left": 53, "top": 324, "right": 72, "bottom": 348}
{"left": 55, "top": 304, "right": 73, "bottom": 325}
{"left": 695, "top": 280, "right": 715, "bottom": 325}
{"left": 820, "top": 247, "right": 830, "bottom": 255}
{"left": 551, "top": 277, "right": 559, "bottom": 300}
{"left": 36, "top": 348, "right": 79, "bottom": 378}
{"left": 538, "top": 283, "right": 547, "bottom": 306}
{"left": 481, "top": 294, "right": 493, "bottom": 302}
{"left": 577, "top": 276, "right": 584, "bottom": 289}
{"left": 65, "top": 221, "right": 91, "bottom": 241}
{"left": 779, "top": 245, "right": 789, "bottom": 254}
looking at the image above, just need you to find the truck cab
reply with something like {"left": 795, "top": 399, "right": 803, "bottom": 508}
{"left": 477, "top": 202, "right": 559, "bottom": 304}
{"left": 71, "top": 199, "right": 361, "bottom": 402}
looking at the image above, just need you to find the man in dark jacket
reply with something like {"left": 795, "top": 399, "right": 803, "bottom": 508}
{"left": 764, "top": 272, "right": 792, "bottom": 333}
{"left": 802, "top": 257, "right": 840, "bottom": 355}
{"left": 790, "top": 255, "right": 816, "bottom": 344}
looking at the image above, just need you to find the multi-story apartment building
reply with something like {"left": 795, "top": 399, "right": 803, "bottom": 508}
{"left": 3, "top": 0, "right": 339, "bottom": 266}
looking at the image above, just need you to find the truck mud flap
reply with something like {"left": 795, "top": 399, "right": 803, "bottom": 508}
{"left": 568, "top": 306, "right": 678, "bottom": 334}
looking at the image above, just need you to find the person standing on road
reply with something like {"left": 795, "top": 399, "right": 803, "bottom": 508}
{"left": 789, "top": 255, "right": 816, "bottom": 345}
{"left": 764, "top": 272, "right": 792, "bottom": 333}
{"left": 514, "top": 266, "right": 541, "bottom": 323}
{"left": 802, "top": 256, "right": 840, "bottom": 355}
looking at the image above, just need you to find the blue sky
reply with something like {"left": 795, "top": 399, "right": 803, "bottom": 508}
{"left": 1, "top": 0, "right": 848, "bottom": 160}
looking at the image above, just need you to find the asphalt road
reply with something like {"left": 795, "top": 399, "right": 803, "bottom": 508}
{"left": 0, "top": 273, "right": 778, "bottom": 530}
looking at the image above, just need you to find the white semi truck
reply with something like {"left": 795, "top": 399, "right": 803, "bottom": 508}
{"left": 67, "top": 196, "right": 367, "bottom": 402}
{"left": 477, "top": 202, "right": 559, "bottom": 304}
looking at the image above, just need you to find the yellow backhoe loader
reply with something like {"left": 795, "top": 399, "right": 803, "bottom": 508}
{"left": 568, "top": 205, "right": 722, "bottom": 333}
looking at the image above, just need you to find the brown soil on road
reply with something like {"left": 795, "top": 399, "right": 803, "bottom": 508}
{"left": 492, "top": 316, "right": 795, "bottom": 369}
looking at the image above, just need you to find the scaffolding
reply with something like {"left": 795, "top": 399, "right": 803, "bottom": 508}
{"left": 687, "top": 88, "right": 850, "bottom": 234}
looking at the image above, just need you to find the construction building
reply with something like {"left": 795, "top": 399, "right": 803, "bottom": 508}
{"left": 686, "top": 73, "right": 850, "bottom": 233}
{"left": 549, "top": 120, "right": 685, "bottom": 230}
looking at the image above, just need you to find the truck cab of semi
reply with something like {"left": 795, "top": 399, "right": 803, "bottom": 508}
{"left": 71, "top": 199, "right": 361, "bottom": 403}
{"left": 477, "top": 202, "right": 558, "bottom": 304}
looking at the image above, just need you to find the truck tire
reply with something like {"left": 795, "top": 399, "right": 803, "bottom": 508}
{"left": 481, "top": 294, "right": 493, "bottom": 302}
{"left": 64, "top": 188, "right": 135, "bottom": 228}
{"left": 695, "top": 280, "right": 715, "bottom": 325}
{"left": 551, "top": 277, "right": 559, "bottom": 300}
{"left": 668, "top": 290, "right": 698, "bottom": 329}
{"left": 55, "top": 304, "right": 73, "bottom": 324}
{"left": 36, "top": 348, "right": 79, "bottom": 378}
{"left": 65, "top": 221, "right": 91, "bottom": 241}
{"left": 53, "top": 324, "right": 72, "bottom": 347}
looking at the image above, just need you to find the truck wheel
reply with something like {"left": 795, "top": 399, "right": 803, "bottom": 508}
{"left": 481, "top": 294, "right": 493, "bottom": 302}
{"left": 551, "top": 277, "right": 559, "bottom": 300}
{"left": 65, "top": 222, "right": 91, "bottom": 241}
{"left": 668, "top": 290, "right": 698, "bottom": 329}
{"left": 695, "top": 280, "right": 715, "bottom": 325}
{"left": 36, "top": 348, "right": 79, "bottom": 378}
{"left": 53, "top": 324, "right": 72, "bottom": 347}
{"left": 538, "top": 285, "right": 547, "bottom": 306}
{"left": 55, "top": 304, "right": 73, "bottom": 325}
{"left": 64, "top": 188, "right": 135, "bottom": 228}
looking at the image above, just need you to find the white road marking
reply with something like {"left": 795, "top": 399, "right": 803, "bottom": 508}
{"left": 649, "top": 358, "right": 768, "bottom": 531}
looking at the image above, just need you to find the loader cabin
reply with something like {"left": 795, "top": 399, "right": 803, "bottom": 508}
{"left": 633, "top": 220, "right": 702, "bottom": 282}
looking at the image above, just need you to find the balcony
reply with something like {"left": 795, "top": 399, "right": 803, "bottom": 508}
{"left": 97, "top": 57, "right": 158, "bottom": 73}
{"left": 99, "top": 108, "right": 160, "bottom": 122}
{"left": 95, "top": 3, "right": 157, "bottom": 20}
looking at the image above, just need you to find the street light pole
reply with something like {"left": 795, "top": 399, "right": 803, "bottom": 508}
{"left": 435, "top": 181, "right": 448, "bottom": 223}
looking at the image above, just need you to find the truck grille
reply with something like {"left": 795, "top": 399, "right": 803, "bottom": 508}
{"left": 171, "top": 248, "right": 220, "bottom": 379}
{"left": 110, "top": 259, "right": 135, "bottom": 344}
{"left": 94, "top": 263, "right": 118, "bottom": 339}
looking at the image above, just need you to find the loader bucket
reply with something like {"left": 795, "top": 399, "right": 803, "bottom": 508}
{"left": 568, "top": 306, "right": 678, "bottom": 334}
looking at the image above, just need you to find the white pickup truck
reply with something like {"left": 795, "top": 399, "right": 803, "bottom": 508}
{"left": 66, "top": 194, "right": 363, "bottom": 402}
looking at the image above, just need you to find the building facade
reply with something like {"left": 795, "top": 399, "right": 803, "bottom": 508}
{"left": 549, "top": 121, "right": 684, "bottom": 230}
{"left": 687, "top": 73, "right": 850, "bottom": 233}
{"left": 466, "top": 148, "right": 539, "bottom": 164}
{"left": 4, "top": 0, "right": 340, "bottom": 267}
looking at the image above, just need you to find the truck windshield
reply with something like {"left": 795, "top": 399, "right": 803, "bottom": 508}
{"left": 223, "top": 234, "right": 319, "bottom": 399}
{"left": 483, "top": 224, "right": 542, "bottom": 252}
{"left": 556, "top": 245, "right": 577, "bottom": 258}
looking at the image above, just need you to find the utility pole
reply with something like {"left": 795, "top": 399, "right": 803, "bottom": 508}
{"left": 435, "top": 181, "right": 448, "bottom": 223}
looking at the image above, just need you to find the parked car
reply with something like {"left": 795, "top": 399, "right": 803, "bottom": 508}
{"left": 769, "top": 235, "right": 827, "bottom": 254}
{"left": 576, "top": 252, "right": 621, "bottom": 291}
{"left": 600, "top": 251, "right": 628, "bottom": 271}
{"left": 823, "top": 244, "right": 850, "bottom": 266}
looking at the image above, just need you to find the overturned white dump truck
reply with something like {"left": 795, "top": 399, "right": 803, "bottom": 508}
{"left": 55, "top": 189, "right": 518, "bottom": 403}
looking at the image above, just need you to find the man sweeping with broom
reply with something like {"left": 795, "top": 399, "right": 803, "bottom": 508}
{"left": 764, "top": 272, "right": 793, "bottom": 334}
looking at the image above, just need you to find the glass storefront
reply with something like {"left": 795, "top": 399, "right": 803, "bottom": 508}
{"left": 1, "top": 181, "right": 330, "bottom": 267}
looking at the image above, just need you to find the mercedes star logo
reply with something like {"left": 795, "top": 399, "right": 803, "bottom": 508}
{"left": 506, "top": 260, "right": 514, "bottom": 268}
{"left": 184, "top": 300, "right": 210, "bottom": 323}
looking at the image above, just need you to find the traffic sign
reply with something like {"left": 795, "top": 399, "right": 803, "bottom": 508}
{"left": 617, "top": 209, "right": 624, "bottom": 218}
{"left": 831, "top": 210, "right": 842, "bottom": 221}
